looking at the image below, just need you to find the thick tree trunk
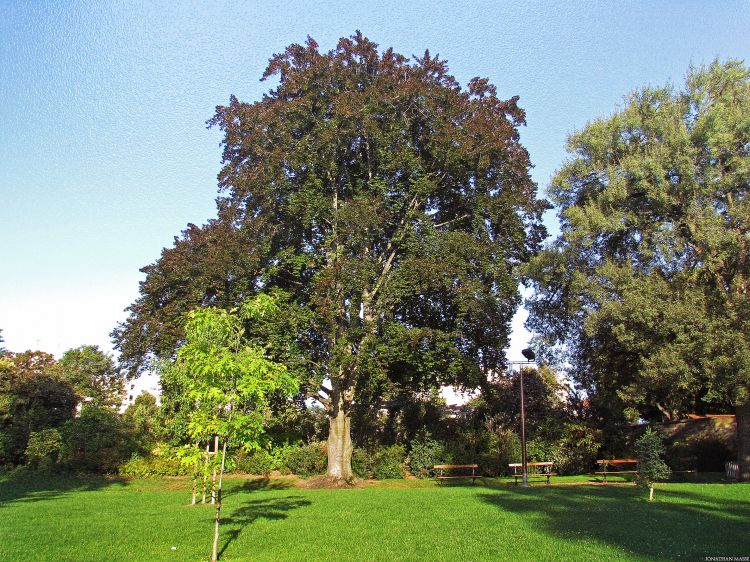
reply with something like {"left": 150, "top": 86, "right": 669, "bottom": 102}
{"left": 736, "top": 401, "right": 750, "bottom": 482}
{"left": 326, "top": 402, "right": 353, "bottom": 481}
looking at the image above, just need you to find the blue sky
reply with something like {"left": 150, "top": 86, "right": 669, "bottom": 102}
{"left": 1, "top": 0, "right": 749, "bottom": 360}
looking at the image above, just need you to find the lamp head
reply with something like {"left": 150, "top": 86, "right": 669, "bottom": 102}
{"left": 521, "top": 347, "right": 536, "bottom": 361}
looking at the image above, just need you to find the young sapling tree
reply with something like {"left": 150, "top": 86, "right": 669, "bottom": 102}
{"left": 171, "top": 295, "right": 298, "bottom": 561}
{"left": 635, "top": 428, "right": 671, "bottom": 501}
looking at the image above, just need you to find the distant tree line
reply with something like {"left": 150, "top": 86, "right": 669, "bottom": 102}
{"left": 0, "top": 344, "right": 137, "bottom": 470}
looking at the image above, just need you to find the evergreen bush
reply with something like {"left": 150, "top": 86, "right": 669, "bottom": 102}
{"left": 635, "top": 428, "right": 671, "bottom": 500}
{"left": 552, "top": 423, "right": 602, "bottom": 475}
{"left": 118, "top": 450, "right": 185, "bottom": 478}
{"left": 61, "top": 405, "right": 135, "bottom": 473}
{"left": 478, "top": 429, "right": 521, "bottom": 477}
{"left": 233, "top": 449, "right": 276, "bottom": 475}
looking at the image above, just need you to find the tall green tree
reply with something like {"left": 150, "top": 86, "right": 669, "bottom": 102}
{"left": 0, "top": 351, "right": 77, "bottom": 465}
{"left": 525, "top": 61, "right": 750, "bottom": 479}
{"left": 58, "top": 345, "right": 125, "bottom": 409}
{"left": 114, "top": 33, "right": 546, "bottom": 480}
{"left": 123, "top": 392, "right": 163, "bottom": 450}
{"left": 477, "top": 365, "right": 566, "bottom": 433}
{"left": 169, "top": 296, "right": 297, "bottom": 562}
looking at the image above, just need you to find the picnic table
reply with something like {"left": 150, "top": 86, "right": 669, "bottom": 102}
{"left": 434, "top": 464, "right": 480, "bottom": 484}
{"left": 595, "top": 459, "right": 639, "bottom": 482}
{"left": 508, "top": 461, "right": 555, "bottom": 485}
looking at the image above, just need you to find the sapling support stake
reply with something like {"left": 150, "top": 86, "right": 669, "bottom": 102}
{"left": 211, "top": 435, "right": 218, "bottom": 504}
{"left": 211, "top": 438, "right": 228, "bottom": 562}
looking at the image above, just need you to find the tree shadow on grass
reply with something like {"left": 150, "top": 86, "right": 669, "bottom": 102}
{"left": 219, "top": 477, "right": 298, "bottom": 501}
{"left": 0, "top": 469, "right": 126, "bottom": 508}
{"left": 237, "top": 477, "right": 298, "bottom": 492}
{"left": 219, "top": 495, "right": 311, "bottom": 558}
{"left": 477, "top": 484, "right": 750, "bottom": 560}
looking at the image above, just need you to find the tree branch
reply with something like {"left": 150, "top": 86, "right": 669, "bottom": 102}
{"left": 368, "top": 194, "right": 421, "bottom": 303}
{"left": 376, "top": 193, "right": 420, "bottom": 266}
{"left": 434, "top": 213, "right": 470, "bottom": 229}
{"left": 315, "top": 395, "right": 332, "bottom": 408}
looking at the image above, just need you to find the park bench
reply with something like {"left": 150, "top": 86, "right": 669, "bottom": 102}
{"left": 434, "top": 464, "right": 480, "bottom": 484}
{"left": 596, "top": 459, "right": 639, "bottom": 482}
{"left": 508, "top": 461, "right": 555, "bottom": 485}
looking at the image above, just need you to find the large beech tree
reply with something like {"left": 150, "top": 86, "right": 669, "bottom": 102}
{"left": 114, "top": 33, "right": 546, "bottom": 480}
{"left": 525, "top": 61, "right": 750, "bottom": 480}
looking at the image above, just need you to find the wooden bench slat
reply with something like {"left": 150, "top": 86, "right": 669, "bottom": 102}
{"left": 433, "top": 464, "right": 480, "bottom": 484}
{"left": 436, "top": 476, "right": 480, "bottom": 479}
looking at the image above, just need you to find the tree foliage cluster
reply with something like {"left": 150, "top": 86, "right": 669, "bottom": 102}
{"left": 121, "top": 354, "right": 588, "bottom": 481}
{"left": 0, "top": 344, "right": 152, "bottom": 472}
{"left": 113, "top": 32, "right": 547, "bottom": 480}
{"left": 295, "top": 365, "right": 595, "bottom": 478}
{"left": 525, "top": 60, "right": 750, "bottom": 479}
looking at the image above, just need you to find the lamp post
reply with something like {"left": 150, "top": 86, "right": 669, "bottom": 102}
{"left": 508, "top": 347, "right": 536, "bottom": 487}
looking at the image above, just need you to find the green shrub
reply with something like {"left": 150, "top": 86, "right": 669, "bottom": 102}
{"left": 373, "top": 444, "right": 406, "bottom": 480}
{"left": 118, "top": 453, "right": 149, "bottom": 478}
{"left": 118, "top": 447, "right": 186, "bottom": 478}
{"left": 526, "top": 438, "right": 557, "bottom": 463}
{"left": 552, "top": 423, "right": 602, "bottom": 475}
{"left": 409, "top": 434, "right": 450, "bottom": 478}
{"left": 61, "top": 405, "right": 135, "bottom": 473}
{"left": 232, "top": 446, "right": 294, "bottom": 475}
{"left": 283, "top": 442, "right": 327, "bottom": 477}
{"left": 478, "top": 428, "right": 520, "bottom": 477}
{"left": 444, "top": 426, "right": 482, "bottom": 467}
{"left": 352, "top": 448, "right": 375, "bottom": 479}
{"left": 25, "top": 428, "right": 63, "bottom": 469}
{"left": 233, "top": 449, "right": 271, "bottom": 475}
{"left": 122, "top": 393, "right": 163, "bottom": 451}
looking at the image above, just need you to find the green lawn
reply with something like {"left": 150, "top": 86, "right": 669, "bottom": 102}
{"left": 1, "top": 472, "right": 747, "bottom": 561}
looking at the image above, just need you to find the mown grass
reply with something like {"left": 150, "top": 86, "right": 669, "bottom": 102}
{"left": 0, "top": 471, "right": 747, "bottom": 561}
